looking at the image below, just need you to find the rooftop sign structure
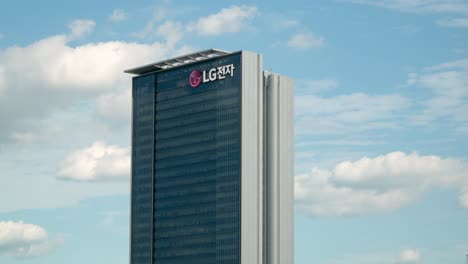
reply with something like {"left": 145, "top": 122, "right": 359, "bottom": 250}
{"left": 124, "top": 48, "right": 230, "bottom": 75}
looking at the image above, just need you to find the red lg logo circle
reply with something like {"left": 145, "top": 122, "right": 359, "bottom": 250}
{"left": 189, "top": 70, "right": 202, "bottom": 88}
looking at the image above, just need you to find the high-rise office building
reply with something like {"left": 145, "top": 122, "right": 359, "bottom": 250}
{"left": 126, "top": 49, "right": 293, "bottom": 264}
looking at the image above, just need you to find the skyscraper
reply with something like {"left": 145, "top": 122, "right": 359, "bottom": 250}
{"left": 126, "top": 49, "right": 293, "bottom": 264}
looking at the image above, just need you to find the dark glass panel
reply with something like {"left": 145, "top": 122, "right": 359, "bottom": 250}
{"left": 153, "top": 54, "right": 241, "bottom": 264}
{"left": 131, "top": 74, "right": 155, "bottom": 264}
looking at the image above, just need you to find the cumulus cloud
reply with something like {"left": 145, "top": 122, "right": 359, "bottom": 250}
{"left": 295, "top": 167, "right": 412, "bottom": 216}
{"left": 68, "top": 19, "right": 95, "bottom": 40}
{"left": 295, "top": 152, "right": 468, "bottom": 216}
{"left": 0, "top": 221, "right": 47, "bottom": 245}
{"left": 0, "top": 16, "right": 192, "bottom": 211}
{"left": 332, "top": 152, "right": 465, "bottom": 187}
{"left": 109, "top": 9, "right": 128, "bottom": 22}
{"left": 58, "top": 141, "right": 130, "bottom": 181}
{"left": 187, "top": 5, "right": 258, "bottom": 35}
{"left": 96, "top": 88, "right": 131, "bottom": 123}
{"left": 0, "top": 221, "right": 63, "bottom": 258}
{"left": 287, "top": 32, "right": 324, "bottom": 50}
{"left": 295, "top": 93, "right": 409, "bottom": 135}
{"left": 398, "top": 249, "right": 421, "bottom": 263}
{"left": 0, "top": 28, "right": 190, "bottom": 144}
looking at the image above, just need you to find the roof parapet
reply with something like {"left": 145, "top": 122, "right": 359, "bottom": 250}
{"left": 124, "top": 49, "right": 230, "bottom": 75}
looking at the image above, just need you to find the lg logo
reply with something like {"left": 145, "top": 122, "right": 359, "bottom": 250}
{"left": 189, "top": 70, "right": 202, "bottom": 88}
{"left": 189, "top": 64, "right": 235, "bottom": 88}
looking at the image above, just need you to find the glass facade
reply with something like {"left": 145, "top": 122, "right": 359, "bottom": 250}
{"left": 131, "top": 74, "right": 155, "bottom": 264}
{"left": 131, "top": 53, "right": 242, "bottom": 264}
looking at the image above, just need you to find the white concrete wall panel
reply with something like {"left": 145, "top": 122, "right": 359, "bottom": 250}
{"left": 265, "top": 73, "right": 294, "bottom": 264}
{"left": 241, "top": 51, "right": 263, "bottom": 264}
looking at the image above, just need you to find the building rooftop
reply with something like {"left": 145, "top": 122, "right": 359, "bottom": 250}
{"left": 124, "top": 49, "right": 230, "bottom": 75}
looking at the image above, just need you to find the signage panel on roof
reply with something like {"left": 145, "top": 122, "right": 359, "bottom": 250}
{"left": 189, "top": 64, "right": 236, "bottom": 88}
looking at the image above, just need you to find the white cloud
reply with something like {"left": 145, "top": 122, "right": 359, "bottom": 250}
{"left": 68, "top": 19, "right": 95, "bottom": 40}
{"left": 58, "top": 141, "right": 130, "bottom": 181}
{"left": 295, "top": 167, "right": 412, "bottom": 216}
{"left": 187, "top": 5, "right": 258, "bottom": 35}
{"left": 0, "top": 35, "right": 166, "bottom": 94}
{"left": 157, "top": 21, "right": 184, "bottom": 46}
{"left": 398, "top": 249, "right": 421, "bottom": 263}
{"left": 96, "top": 88, "right": 131, "bottom": 123}
{"left": 407, "top": 58, "right": 468, "bottom": 125}
{"left": 332, "top": 152, "right": 464, "bottom": 187}
{"left": 350, "top": 0, "right": 468, "bottom": 14}
{"left": 0, "top": 30, "right": 190, "bottom": 144}
{"left": 287, "top": 32, "right": 324, "bottom": 50}
{"left": 0, "top": 19, "right": 192, "bottom": 211}
{"left": 109, "top": 9, "right": 128, "bottom": 22}
{"left": 0, "top": 221, "right": 47, "bottom": 246}
{"left": 437, "top": 17, "right": 468, "bottom": 27}
{"left": 0, "top": 221, "right": 63, "bottom": 258}
{"left": 295, "top": 93, "right": 409, "bottom": 135}
{"left": 0, "top": 142, "right": 131, "bottom": 212}
{"left": 295, "top": 152, "right": 468, "bottom": 216}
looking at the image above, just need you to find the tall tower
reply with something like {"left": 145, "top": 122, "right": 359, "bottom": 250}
{"left": 126, "top": 49, "right": 293, "bottom": 264}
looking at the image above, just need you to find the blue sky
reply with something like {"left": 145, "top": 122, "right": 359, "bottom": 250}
{"left": 0, "top": 0, "right": 467, "bottom": 263}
